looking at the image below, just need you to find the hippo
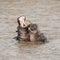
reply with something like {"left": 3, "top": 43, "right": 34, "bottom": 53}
{"left": 16, "top": 16, "right": 30, "bottom": 41}
{"left": 28, "top": 24, "right": 47, "bottom": 42}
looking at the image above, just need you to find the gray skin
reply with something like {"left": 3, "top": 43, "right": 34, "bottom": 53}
{"left": 16, "top": 17, "right": 46, "bottom": 42}
{"left": 16, "top": 24, "right": 47, "bottom": 42}
{"left": 28, "top": 24, "right": 47, "bottom": 42}
{"left": 16, "top": 17, "right": 30, "bottom": 41}
{"left": 16, "top": 25, "right": 30, "bottom": 41}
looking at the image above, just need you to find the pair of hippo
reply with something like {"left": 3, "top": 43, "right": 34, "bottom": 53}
{"left": 16, "top": 16, "right": 47, "bottom": 42}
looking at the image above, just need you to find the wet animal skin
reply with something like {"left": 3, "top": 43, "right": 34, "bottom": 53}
{"left": 16, "top": 16, "right": 47, "bottom": 42}
{"left": 16, "top": 25, "right": 30, "bottom": 41}
{"left": 16, "top": 16, "right": 30, "bottom": 41}
{"left": 28, "top": 24, "right": 47, "bottom": 42}
{"left": 16, "top": 23, "right": 47, "bottom": 42}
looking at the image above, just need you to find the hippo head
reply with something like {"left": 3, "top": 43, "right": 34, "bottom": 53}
{"left": 29, "top": 24, "right": 38, "bottom": 31}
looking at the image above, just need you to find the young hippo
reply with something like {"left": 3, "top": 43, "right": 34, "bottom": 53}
{"left": 28, "top": 24, "right": 47, "bottom": 42}
{"left": 16, "top": 16, "right": 30, "bottom": 41}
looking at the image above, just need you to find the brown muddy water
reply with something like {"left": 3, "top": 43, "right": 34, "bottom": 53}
{"left": 0, "top": 0, "right": 60, "bottom": 60}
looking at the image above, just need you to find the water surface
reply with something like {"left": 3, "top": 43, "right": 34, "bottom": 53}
{"left": 0, "top": 0, "right": 60, "bottom": 60}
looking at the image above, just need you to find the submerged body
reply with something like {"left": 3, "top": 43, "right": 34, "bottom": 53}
{"left": 16, "top": 23, "right": 46, "bottom": 42}
{"left": 18, "top": 26, "right": 30, "bottom": 41}
{"left": 16, "top": 23, "right": 31, "bottom": 41}
{"left": 29, "top": 24, "right": 47, "bottom": 42}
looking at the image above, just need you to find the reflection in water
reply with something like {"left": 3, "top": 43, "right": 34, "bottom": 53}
{"left": 17, "top": 41, "right": 44, "bottom": 48}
